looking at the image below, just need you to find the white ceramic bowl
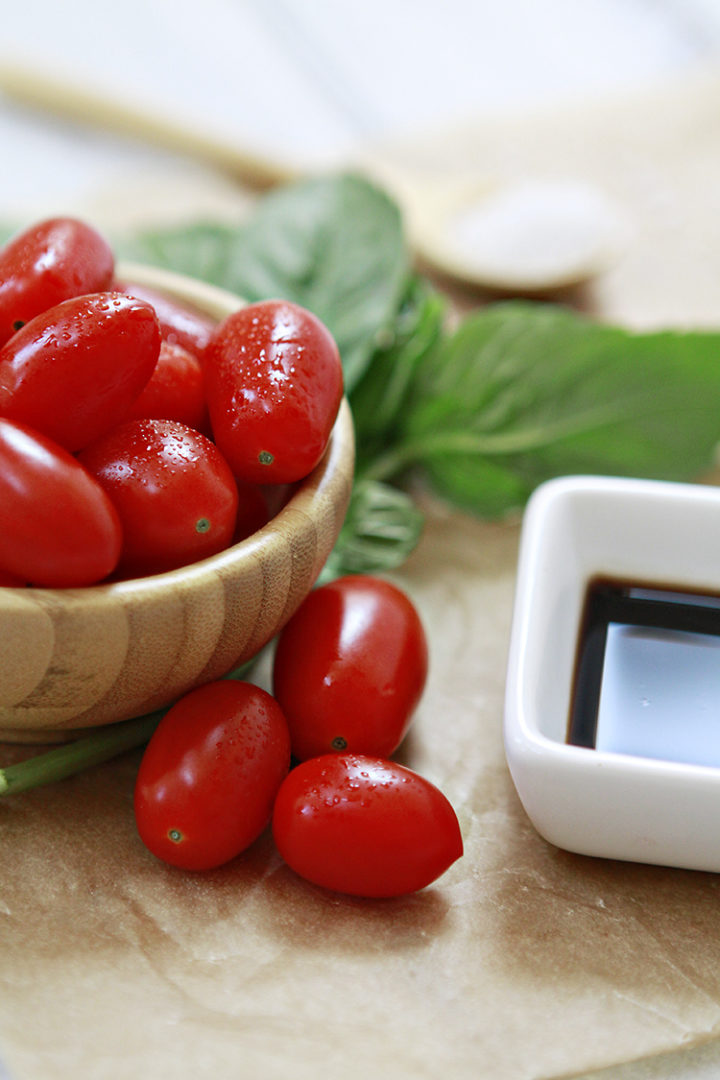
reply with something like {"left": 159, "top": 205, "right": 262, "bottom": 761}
{"left": 504, "top": 474, "right": 720, "bottom": 872}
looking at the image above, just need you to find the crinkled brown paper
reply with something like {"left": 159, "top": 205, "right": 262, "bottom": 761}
{"left": 5, "top": 70, "right": 720, "bottom": 1080}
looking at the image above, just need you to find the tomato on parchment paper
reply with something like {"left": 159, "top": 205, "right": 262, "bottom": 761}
{"left": 272, "top": 575, "right": 428, "bottom": 760}
{"left": 272, "top": 753, "right": 463, "bottom": 898}
{"left": 134, "top": 681, "right": 291, "bottom": 871}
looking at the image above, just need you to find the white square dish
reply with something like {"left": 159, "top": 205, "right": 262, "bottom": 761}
{"left": 504, "top": 474, "right": 720, "bottom": 872}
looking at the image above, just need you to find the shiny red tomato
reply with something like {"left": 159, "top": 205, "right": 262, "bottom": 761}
{"left": 204, "top": 300, "right": 343, "bottom": 484}
{"left": 0, "top": 292, "right": 161, "bottom": 451}
{"left": 0, "top": 217, "right": 114, "bottom": 347}
{"left": 124, "top": 340, "right": 209, "bottom": 432}
{"left": 0, "top": 568, "right": 26, "bottom": 587}
{"left": 134, "top": 680, "right": 291, "bottom": 870}
{"left": 272, "top": 575, "right": 428, "bottom": 760}
{"left": 79, "top": 418, "right": 238, "bottom": 577}
{"left": 272, "top": 753, "right": 463, "bottom": 897}
{"left": 0, "top": 417, "right": 121, "bottom": 587}
{"left": 118, "top": 279, "right": 216, "bottom": 362}
{"left": 232, "top": 480, "right": 270, "bottom": 542}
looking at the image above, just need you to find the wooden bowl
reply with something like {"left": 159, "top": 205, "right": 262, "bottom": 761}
{"left": 0, "top": 263, "right": 355, "bottom": 742}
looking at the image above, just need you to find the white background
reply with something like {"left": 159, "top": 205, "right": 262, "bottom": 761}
{"left": 2, "top": 0, "right": 720, "bottom": 225}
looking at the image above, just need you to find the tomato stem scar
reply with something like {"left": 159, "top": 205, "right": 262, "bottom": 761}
{"left": 331, "top": 736, "right": 348, "bottom": 750}
{"left": 195, "top": 517, "right": 211, "bottom": 534}
{"left": 258, "top": 450, "right": 274, "bottom": 465}
{"left": 168, "top": 828, "right": 183, "bottom": 843}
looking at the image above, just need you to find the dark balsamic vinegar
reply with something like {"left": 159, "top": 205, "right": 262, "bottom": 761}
{"left": 567, "top": 578, "right": 720, "bottom": 758}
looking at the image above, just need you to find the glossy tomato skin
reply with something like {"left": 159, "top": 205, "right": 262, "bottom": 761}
{"left": 232, "top": 480, "right": 270, "bottom": 542}
{"left": 204, "top": 300, "right": 343, "bottom": 484}
{"left": 118, "top": 280, "right": 216, "bottom": 362}
{"left": 0, "top": 217, "right": 114, "bottom": 347}
{"left": 272, "top": 575, "right": 429, "bottom": 760}
{"left": 272, "top": 753, "right": 463, "bottom": 898}
{"left": 135, "top": 680, "right": 292, "bottom": 870}
{"left": 0, "top": 418, "right": 122, "bottom": 587}
{"left": 0, "top": 568, "right": 27, "bottom": 587}
{"left": 124, "top": 340, "right": 210, "bottom": 432}
{"left": 0, "top": 292, "right": 161, "bottom": 451}
{"left": 79, "top": 418, "right": 238, "bottom": 577}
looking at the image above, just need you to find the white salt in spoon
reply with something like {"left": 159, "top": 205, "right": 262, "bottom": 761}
{"left": 395, "top": 173, "right": 630, "bottom": 292}
{"left": 0, "top": 64, "right": 629, "bottom": 292}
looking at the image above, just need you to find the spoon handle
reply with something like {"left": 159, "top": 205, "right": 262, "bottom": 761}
{"left": 0, "top": 61, "right": 296, "bottom": 189}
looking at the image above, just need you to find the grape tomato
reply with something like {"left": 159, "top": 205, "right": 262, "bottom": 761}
{"left": 272, "top": 753, "right": 463, "bottom": 898}
{"left": 204, "top": 299, "right": 344, "bottom": 484}
{"left": 0, "top": 217, "right": 114, "bottom": 347}
{"left": 0, "top": 417, "right": 121, "bottom": 587}
{"left": 272, "top": 575, "right": 429, "bottom": 759}
{"left": 134, "top": 680, "right": 291, "bottom": 871}
{"left": 232, "top": 480, "right": 271, "bottom": 542}
{"left": 0, "top": 292, "right": 161, "bottom": 451}
{"left": 79, "top": 418, "right": 238, "bottom": 577}
{"left": 124, "top": 340, "right": 209, "bottom": 432}
{"left": 118, "top": 280, "right": 216, "bottom": 361}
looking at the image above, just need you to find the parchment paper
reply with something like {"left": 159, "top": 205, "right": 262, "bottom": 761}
{"left": 5, "top": 69, "right": 720, "bottom": 1080}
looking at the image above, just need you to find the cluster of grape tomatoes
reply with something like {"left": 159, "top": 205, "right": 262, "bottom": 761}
{"left": 0, "top": 216, "right": 343, "bottom": 586}
{"left": 0, "top": 217, "right": 462, "bottom": 898}
{"left": 137, "top": 574, "right": 463, "bottom": 898}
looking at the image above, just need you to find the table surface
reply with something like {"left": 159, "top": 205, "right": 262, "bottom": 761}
{"left": 4, "top": 4, "right": 720, "bottom": 1079}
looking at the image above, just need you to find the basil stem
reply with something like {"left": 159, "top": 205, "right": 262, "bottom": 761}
{"left": 0, "top": 709, "right": 165, "bottom": 796}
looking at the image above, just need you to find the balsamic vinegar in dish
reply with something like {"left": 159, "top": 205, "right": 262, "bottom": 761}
{"left": 568, "top": 578, "right": 720, "bottom": 768}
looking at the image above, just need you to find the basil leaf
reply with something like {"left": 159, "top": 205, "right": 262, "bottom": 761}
{"left": 395, "top": 301, "right": 720, "bottom": 516}
{"left": 321, "top": 479, "right": 424, "bottom": 581}
{"left": 120, "top": 221, "right": 244, "bottom": 288}
{"left": 121, "top": 173, "right": 409, "bottom": 392}
{"left": 350, "top": 276, "right": 445, "bottom": 471}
